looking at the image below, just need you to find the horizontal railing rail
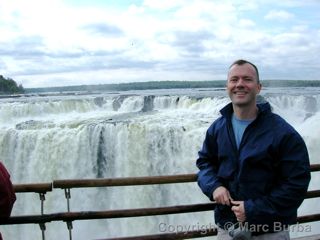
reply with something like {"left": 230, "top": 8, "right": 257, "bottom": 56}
{"left": 13, "top": 183, "right": 52, "bottom": 193}
{"left": 100, "top": 228, "right": 218, "bottom": 240}
{"left": 53, "top": 163, "right": 320, "bottom": 189}
{"left": 310, "top": 164, "right": 320, "bottom": 171}
{"left": 101, "top": 228, "right": 218, "bottom": 240}
{"left": 52, "top": 174, "right": 197, "bottom": 189}
{"left": 1, "top": 203, "right": 216, "bottom": 225}
{"left": 11, "top": 164, "right": 320, "bottom": 193}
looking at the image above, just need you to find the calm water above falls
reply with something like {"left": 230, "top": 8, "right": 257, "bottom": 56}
{"left": 0, "top": 87, "right": 319, "bottom": 239}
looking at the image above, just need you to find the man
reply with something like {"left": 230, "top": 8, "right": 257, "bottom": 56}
{"left": 196, "top": 59, "right": 310, "bottom": 239}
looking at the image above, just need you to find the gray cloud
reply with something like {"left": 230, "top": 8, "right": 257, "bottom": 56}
{"left": 0, "top": 34, "right": 123, "bottom": 61}
{"left": 82, "top": 22, "right": 124, "bottom": 37}
{"left": 11, "top": 53, "right": 160, "bottom": 77}
{"left": 159, "top": 57, "right": 228, "bottom": 77}
{"left": 169, "top": 30, "right": 213, "bottom": 57}
{"left": 0, "top": 36, "right": 45, "bottom": 59}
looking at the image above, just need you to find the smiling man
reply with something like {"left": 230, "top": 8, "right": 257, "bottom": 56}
{"left": 227, "top": 61, "right": 261, "bottom": 112}
{"left": 196, "top": 59, "right": 311, "bottom": 239}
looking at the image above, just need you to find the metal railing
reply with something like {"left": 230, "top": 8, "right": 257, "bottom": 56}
{"left": 2, "top": 164, "right": 320, "bottom": 240}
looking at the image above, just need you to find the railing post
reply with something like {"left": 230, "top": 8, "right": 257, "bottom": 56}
{"left": 39, "top": 223, "right": 46, "bottom": 240}
{"left": 39, "top": 192, "right": 46, "bottom": 240}
{"left": 64, "top": 188, "right": 73, "bottom": 240}
{"left": 65, "top": 188, "right": 71, "bottom": 212}
{"left": 67, "top": 221, "right": 73, "bottom": 240}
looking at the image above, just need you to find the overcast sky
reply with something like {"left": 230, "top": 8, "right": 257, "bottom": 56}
{"left": 0, "top": 0, "right": 319, "bottom": 88}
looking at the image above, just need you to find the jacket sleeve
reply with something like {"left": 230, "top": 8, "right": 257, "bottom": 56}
{"left": 0, "top": 162, "right": 16, "bottom": 221}
{"left": 196, "top": 125, "right": 223, "bottom": 201}
{"left": 244, "top": 131, "right": 311, "bottom": 224}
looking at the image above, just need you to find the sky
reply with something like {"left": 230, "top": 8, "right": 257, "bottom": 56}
{"left": 0, "top": 0, "right": 319, "bottom": 88}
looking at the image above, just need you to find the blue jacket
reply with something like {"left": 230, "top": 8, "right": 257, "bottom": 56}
{"left": 196, "top": 102, "right": 310, "bottom": 233}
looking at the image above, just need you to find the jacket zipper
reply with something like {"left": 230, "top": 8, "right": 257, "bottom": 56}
{"left": 226, "top": 118, "right": 240, "bottom": 198}
{"left": 236, "top": 114, "right": 261, "bottom": 181}
{"left": 227, "top": 114, "right": 260, "bottom": 198}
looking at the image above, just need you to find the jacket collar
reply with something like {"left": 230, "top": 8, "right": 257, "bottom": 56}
{"left": 220, "top": 101, "right": 272, "bottom": 119}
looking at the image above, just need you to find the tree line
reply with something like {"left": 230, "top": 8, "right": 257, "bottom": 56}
{"left": 0, "top": 75, "right": 25, "bottom": 94}
{"left": 26, "top": 80, "right": 320, "bottom": 93}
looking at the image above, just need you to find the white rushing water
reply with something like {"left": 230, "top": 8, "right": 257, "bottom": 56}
{"left": 0, "top": 87, "right": 319, "bottom": 239}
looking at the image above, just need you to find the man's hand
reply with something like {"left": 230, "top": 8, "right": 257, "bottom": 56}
{"left": 231, "top": 200, "right": 246, "bottom": 222}
{"left": 213, "top": 186, "right": 232, "bottom": 206}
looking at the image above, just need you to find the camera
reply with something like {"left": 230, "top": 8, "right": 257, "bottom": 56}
{"left": 228, "top": 222, "right": 252, "bottom": 240}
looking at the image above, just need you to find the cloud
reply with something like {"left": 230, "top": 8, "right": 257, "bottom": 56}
{"left": 0, "top": 36, "right": 45, "bottom": 58}
{"left": 239, "top": 19, "right": 256, "bottom": 28}
{"left": 143, "top": 0, "right": 186, "bottom": 10}
{"left": 168, "top": 30, "right": 213, "bottom": 56}
{"left": 82, "top": 23, "right": 124, "bottom": 37}
{"left": 264, "top": 10, "right": 294, "bottom": 21}
{"left": 0, "top": 0, "right": 319, "bottom": 87}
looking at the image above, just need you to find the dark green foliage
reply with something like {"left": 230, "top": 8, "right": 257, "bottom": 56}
{"left": 0, "top": 75, "right": 25, "bottom": 94}
{"left": 26, "top": 80, "right": 226, "bottom": 93}
{"left": 262, "top": 80, "right": 320, "bottom": 87}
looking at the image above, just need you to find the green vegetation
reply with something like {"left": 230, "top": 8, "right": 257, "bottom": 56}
{"left": 26, "top": 80, "right": 226, "bottom": 93}
{"left": 262, "top": 80, "right": 320, "bottom": 87}
{"left": 0, "top": 75, "right": 25, "bottom": 94}
{"left": 25, "top": 80, "right": 320, "bottom": 93}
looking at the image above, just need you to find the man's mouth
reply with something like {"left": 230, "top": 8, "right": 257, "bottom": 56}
{"left": 233, "top": 91, "right": 247, "bottom": 96}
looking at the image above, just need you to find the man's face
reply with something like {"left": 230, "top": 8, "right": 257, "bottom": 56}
{"left": 227, "top": 63, "right": 261, "bottom": 107}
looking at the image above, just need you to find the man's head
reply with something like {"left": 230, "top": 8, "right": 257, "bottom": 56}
{"left": 227, "top": 59, "right": 261, "bottom": 108}
{"left": 229, "top": 59, "right": 260, "bottom": 83}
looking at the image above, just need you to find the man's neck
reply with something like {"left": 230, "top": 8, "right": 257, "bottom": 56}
{"left": 233, "top": 104, "right": 258, "bottom": 120}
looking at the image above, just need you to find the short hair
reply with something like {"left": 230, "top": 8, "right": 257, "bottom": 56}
{"left": 229, "top": 59, "right": 260, "bottom": 83}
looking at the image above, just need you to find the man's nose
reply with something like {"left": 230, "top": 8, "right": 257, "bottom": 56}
{"left": 236, "top": 78, "right": 245, "bottom": 87}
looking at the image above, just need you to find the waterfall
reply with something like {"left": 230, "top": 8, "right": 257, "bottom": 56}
{"left": 0, "top": 89, "right": 319, "bottom": 239}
